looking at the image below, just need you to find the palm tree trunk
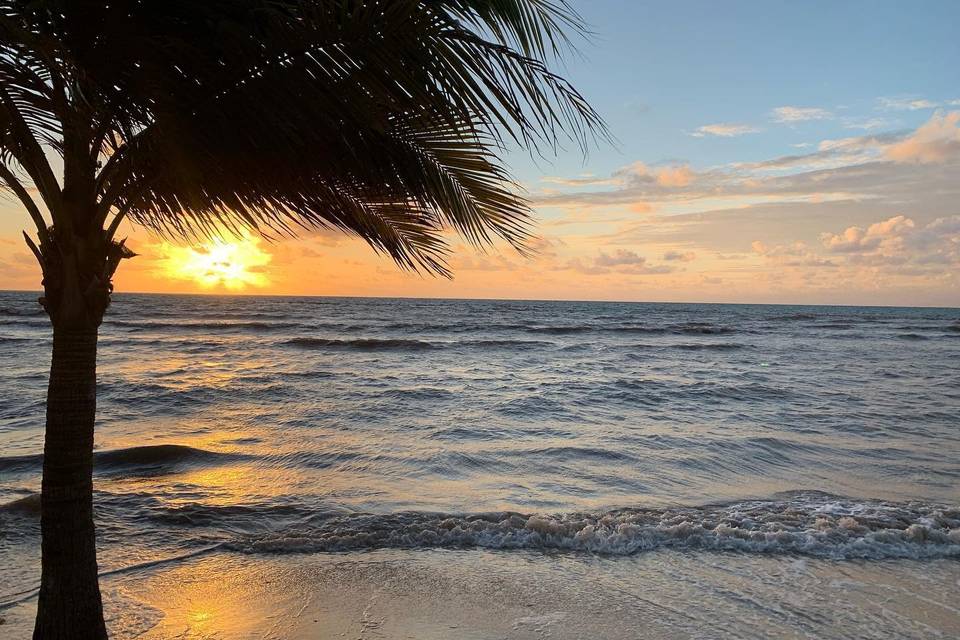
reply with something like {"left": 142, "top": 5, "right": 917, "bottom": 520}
{"left": 33, "top": 325, "right": 107, "bottom": 640}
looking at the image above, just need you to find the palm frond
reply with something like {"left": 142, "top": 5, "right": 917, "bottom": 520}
{"left": 1, "top": 0, "right": 607, "bottom": 274}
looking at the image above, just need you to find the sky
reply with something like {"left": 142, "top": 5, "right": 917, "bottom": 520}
{"left": 2, "top": 0, "right": 959, "bottom": 306}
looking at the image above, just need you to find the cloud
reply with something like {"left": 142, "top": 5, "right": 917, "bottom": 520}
{"left": 820, "top": 215, "right": 915, "bottom": 253}
{"left": 526, "top": 235, "right": 561, "bottom": 258}
{"left": 879, "top": 96, "right": 947, "bottom": 111}
{"left": 539, "top": 112, "right": 957, "bottom": 212}
{"left": 751, "top": 240, "right": 838, "bottom": 267}
{"left": 844, "top": 117, "right": 893, "bottom": 131}
{"left": 596, "top": 249, "right": 647, "bottom": 266}
{"left": 530, "top": 111, "right": 960, "bottom": 303}
{"left": 771, "top": 106, "right": 833, "bottom": 123}
{"left": 448, "top": 254, "right": 517, "bottom": 271}
{"left": 885, "top": 111, "right": 960, "bottom": 164}
{"left": 753, "top": 214, "right": 960, "bottom": 278}
{"left": 656, "top": 165, "right": 694, "bottom": 187}
{"left": 541, "top": 174, "right": 618, "bottom": 187}
{"left": 691, "top": 123, "right": 761, "bottom": 138}
{"left": 562, "top": 250, "right": 676, "bottom": 276}
{"left": 614, "top": 162, "right": 696, "bottom": 188}
{"left": 818, "top": 214, "right": 960, "bottom": 270}
{"left": 662, "top": 250, "right": 696, "bottom": 262}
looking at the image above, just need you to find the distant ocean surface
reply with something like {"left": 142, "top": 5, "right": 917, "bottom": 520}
{"left": 2, "top": 292, "right": 959, "bottom": 636}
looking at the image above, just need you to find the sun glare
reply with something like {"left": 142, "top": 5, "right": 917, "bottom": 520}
{"left": 158, "top": 235, "right": 271, "bottom": 290}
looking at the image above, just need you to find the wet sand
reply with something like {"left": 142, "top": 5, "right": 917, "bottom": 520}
{"left": 4, "top": 549, "right": 959, "bottom": 638}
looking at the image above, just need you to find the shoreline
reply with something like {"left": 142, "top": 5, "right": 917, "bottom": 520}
{"left": 3, "top": 548, "right": 959, "bottom": 639}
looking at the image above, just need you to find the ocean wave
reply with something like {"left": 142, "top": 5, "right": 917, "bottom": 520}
{"left": 609, "top": 324, "right": 739, "bottom": 335}
{"left": 457, "top": 339, "right": 556, "bottom": 349}
{"left": 0, "top": 318, "right": 47, "bottom": 327}
{"left": 767, "top": 312, "right": 818, "bottom": 321}
{"left": 524, "top": 324, "right": 740, "bottom": 336}
{"left": 809, "top": 322, "right": 855, "bottom": 329}
{"left": 517, "top": 445, "right": 637, "bottom": 463}
{"left": 670, "top": 323, "right": 737, "bottom": 335}
{"left": 525, "top": 325, "right": 595, "bottom": 334}
{"left": 0, "top": 453, "right": 43, "bottom": 473}
{"left": 604, "top": 326, "right": 664, "bottom": 334}
{"left": 224, "top": 493, "right": 960, "bottom": 560}
{"left": 149, "top": 501, "right": 321, "bottom": 527}
{"left": 0, "top": 444, "right": 243, "bottom": 475}
{"left": 0, "top": 493, "right": 41, "bottom": 515}
{"left": 0, "top": 305, "right": 44, "bottom": 317}
{"left": 284, "top": 337, "right": 553, "bottom": 351}
{"left": 285, "top": 337, "right": 436, "bottom": 350}
{"left": 107, "top": 319, "right": 302, "bottom": 332}
{"left": 94, "top": 444, "right": 243, "bottom": 469}
{"left": 382, "top": 322, "right": 530, "bottom": 333}
{"left": 672, "top": 343, "right": 747, "bottom": 351}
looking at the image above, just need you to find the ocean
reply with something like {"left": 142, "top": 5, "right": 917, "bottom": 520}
{"left": 1, "top": 291, "right": 959, "bottom": 638}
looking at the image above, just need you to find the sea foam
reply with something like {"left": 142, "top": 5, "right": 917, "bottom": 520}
{"left": 224, "top": 493, "right": 960, "bottom": 560}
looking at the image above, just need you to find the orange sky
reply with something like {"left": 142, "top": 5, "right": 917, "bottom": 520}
{"left": 3, "top": 4, "right": 960, "bottom": 307}
{"left": 2, "top": 109, "right": 958, "bottom": 307}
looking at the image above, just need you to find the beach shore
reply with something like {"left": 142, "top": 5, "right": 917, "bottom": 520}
{"left": 4, "top": 548, "right": 959, "bottom": 639}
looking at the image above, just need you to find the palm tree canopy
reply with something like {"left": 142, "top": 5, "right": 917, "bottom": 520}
{"left": 1, "top": 0, "right": 605, "bottom": 275}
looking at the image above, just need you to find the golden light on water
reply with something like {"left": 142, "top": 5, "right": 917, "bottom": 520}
{"left": 157, "top": 235, "right": 271, "bottom": 290}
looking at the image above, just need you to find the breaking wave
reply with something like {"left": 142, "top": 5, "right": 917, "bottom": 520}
{"left": 223, "top": 493, "right": 960, "bottom": 560}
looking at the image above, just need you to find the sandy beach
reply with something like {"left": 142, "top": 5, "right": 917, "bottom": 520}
{"left": 3, "top": 547, "right": 959, "bottom": 639}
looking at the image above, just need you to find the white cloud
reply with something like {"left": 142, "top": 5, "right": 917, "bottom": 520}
{"left": 533, "top": 111, "right": 960, "bottom": 301}
{"left": 820, "top": 215, "right": 916, "bottom": 253}
{"left": 885, "top": 111, "right": 960, "bottom": 164}
{"left": 879, "top": 96, "right": 944, "bottom": 111}
{"left": 844, "top": 117, "right": 893, "bottom": 131}
{"left": 771, "top": 106, "right": 833, "bottom": 123}
{"left": 691, "top": 123, "right": 761, "bottom": 138}
{"left": 753, "top": 214, "right": 960, "bottom": 277}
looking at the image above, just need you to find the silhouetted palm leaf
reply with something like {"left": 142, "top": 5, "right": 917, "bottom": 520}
{"left": 1, "top": 0, "right": 606, "bottom": 274}
{"left": 1, "top": 4, "right": 606, "bottom": 636}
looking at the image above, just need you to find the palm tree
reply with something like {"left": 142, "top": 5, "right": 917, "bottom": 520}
{"left": 0, "top": 1, "right": 604, "bottom": 637}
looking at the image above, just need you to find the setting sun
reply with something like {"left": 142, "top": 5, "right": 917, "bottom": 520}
{"left": 156, "top": 235, "right": 271, "bottom": 290}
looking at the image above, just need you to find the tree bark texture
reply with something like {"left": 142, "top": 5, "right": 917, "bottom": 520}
{"left": 33, "top": 326, "right": 107, "bottom": 639}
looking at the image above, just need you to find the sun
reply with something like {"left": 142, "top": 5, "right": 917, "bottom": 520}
{"left": 157, "top": 234, "right": 272, "bottom": 290}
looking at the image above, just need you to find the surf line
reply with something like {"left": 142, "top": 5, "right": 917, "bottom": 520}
{"left": 0, "top": 543, "right": 225, "bottom": 610}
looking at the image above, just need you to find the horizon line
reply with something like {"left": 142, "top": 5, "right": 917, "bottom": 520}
{"left": 2, "top": 289, "right": 957, "bottom": 310}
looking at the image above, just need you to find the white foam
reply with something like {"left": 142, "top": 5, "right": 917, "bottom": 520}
{"left": 226, "top": 494, "right": 960, "bottom": 560}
